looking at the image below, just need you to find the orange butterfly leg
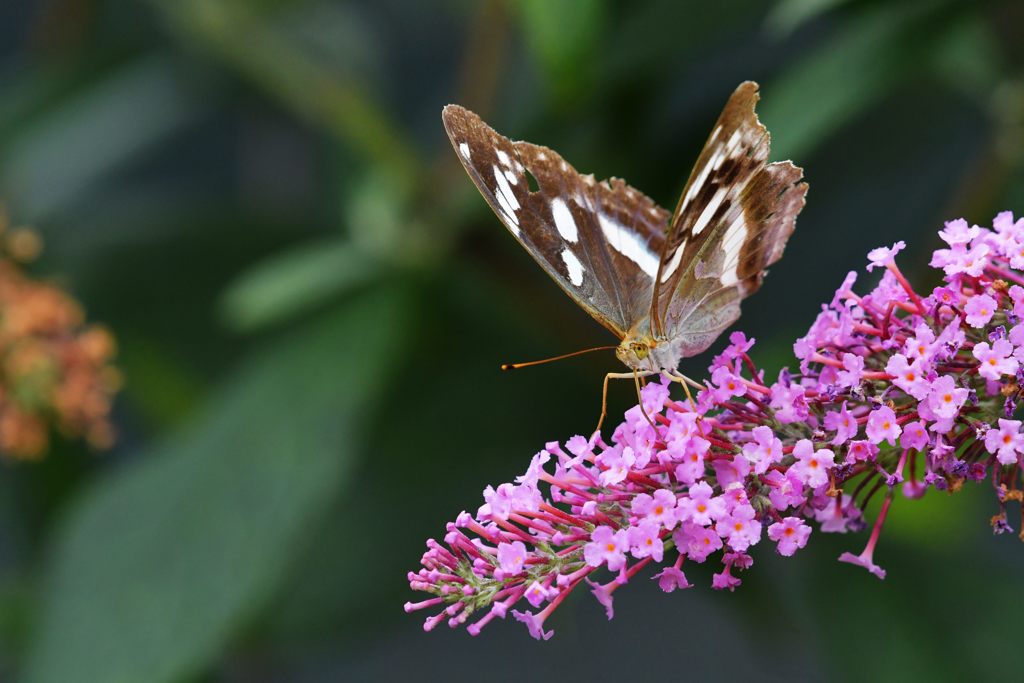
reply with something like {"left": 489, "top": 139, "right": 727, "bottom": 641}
{"left": 668, "top": 371, "right": 707, "bottom": 433}
{"left": 633, "top": 368, "right": 659, "bottom": 431}
{"left": 594, "top": 370, "right": 657, "bottom": 437}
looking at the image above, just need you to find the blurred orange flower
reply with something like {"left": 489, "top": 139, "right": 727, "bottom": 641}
{"left": 0, "top": 208, "right": 120, "bottom": 459}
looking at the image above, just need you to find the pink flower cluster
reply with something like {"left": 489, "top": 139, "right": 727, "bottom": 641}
{"left": 406, "top": 212, "right": 1024, "bottom": 639}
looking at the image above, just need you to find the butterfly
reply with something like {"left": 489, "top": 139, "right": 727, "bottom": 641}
{"left": 442, "top": 81, "right": 807, "bottom": 385}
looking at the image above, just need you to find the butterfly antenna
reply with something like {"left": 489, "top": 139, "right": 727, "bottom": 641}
{"left": 500, "top": 345, "right": 617, "bottom": 371}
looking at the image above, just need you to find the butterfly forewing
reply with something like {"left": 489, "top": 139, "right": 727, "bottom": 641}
{"left": 651, "top": 82, "right": 807, "bottom": 355}
{"left": 443, "top": 105, "right": 671, "bottom": 338}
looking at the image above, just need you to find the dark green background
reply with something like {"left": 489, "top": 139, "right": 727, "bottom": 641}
{"left": 0, "top": 0, "right": 1021, "bottom": 681}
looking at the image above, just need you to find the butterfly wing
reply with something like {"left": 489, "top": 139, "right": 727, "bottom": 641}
{"left": 443, "top": 105, "right": 671, "bottom": 338}
{"left": 650, "top": 81, "right": 807, "bottom": 355}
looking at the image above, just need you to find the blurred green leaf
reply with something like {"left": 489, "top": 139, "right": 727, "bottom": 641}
{"left": 345, "top": 169, "right": 446, "bottom": 266}
{"left": 153, "top": 0, "right": 421, "bottom": 196}
{"left": 0, "top": 575, "right": 34, "bottom": 664}
{"left": 22, "top": 286, "right": 411, "bottom": 683}
{"left": 765, "top": 0, "right": 855, "bottom": 36}
{"left": 116, "top": 332, "right": 209, "bottom": 426}
{"left": 760, "top": 0, "right": 951, "bottom": 160}
{"left": 220, "top": 239, "right": 379, "bottom": 333}
{"left": 517, "top": 0, "right": 607, "bottom": 106}
{"left": 0, "top": 57, "right": 204, "bottom": 221}
{"left": 927, "top": 14, "right": 1003, "bottom": 99}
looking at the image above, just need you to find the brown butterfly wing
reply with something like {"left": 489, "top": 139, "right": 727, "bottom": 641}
{"left": 443, "top": 105, "right": 671, "bottom": 339}
{"left": 651, "top": 81, "right": 808, "bottom": 355}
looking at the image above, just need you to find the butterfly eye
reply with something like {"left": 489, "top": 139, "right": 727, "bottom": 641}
{"left": 631, "top": 343, "right": 650, "bottom": 361}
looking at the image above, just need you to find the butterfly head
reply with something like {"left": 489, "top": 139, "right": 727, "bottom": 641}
{"left": 616, "top": 336, "right": 656, "bottom": 372}
{"left": 616, "top": 332, "right": 685, "bottom": 373}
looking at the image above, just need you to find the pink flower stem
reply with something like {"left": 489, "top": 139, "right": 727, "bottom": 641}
{"left": 741, "top": 353, "right": 764, "bottom": 383}
{"left": 986, "top": 263, "right": 1024, "bottom": 286}
{"left": 811, "top": 353, "right": 843, "bottom": 368}
{"left": 508, "top": 512, "right": 556, "bottom": 537}
{"left": 740, "top": 378, "right": 772, "bottom": 395}
{"left": 852, "top": 323, "right": 885, "bottom": 337}
{"left": 893, "top": 449, "right": 909, "bottom": 482}
{"left": 539, "top": 502, "right": 589, "bottom": 528}
{"left": 886, "top": 262, "right": 926, "bottom": 313}
{"left": 863, "top": 493, "right": 894, "bottom": 558}
{"left": 539, "top": 472, "right": 597, "bottom": 501}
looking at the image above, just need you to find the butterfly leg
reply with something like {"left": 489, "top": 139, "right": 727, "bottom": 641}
{"left": 667, "top": 370, "right": 706, "bottom": 428}
{"left": 595, "top": 372, "right": 640, "bottom": 437}
{"left": 594, "top": 370, "right": 659, "bottom": 437}
{"left": 632, "top": 368, "right": 659, "bottom": 431}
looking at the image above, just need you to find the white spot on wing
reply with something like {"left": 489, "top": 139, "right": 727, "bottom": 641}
{"left": 691, "top": 188, "right": 727, "bottom": 236}
{"left": 660, "top": 241, "right": 686, "bottom": 282}
{"left": 493, "top": 165, "right": 520, "bottom": 233}
{"left": 459, "top": 142, "right": 471, "bottom": 160}
{"left": 561, "top": 248, "right": 585, "bottom": 286}
{"left": 497, "top": 149, "right": 511, "bottom": 167}
{"left": 551, "top": 198, "right": 578, "bottom": 243}
{"left": 537, "top": 151, "right": 548, "bottom": 161}
{"left": 719, "top": 213, "right": 748, "bottom": 286}
{"left": 711, "top": 149, "right": 728, "bottom": 170}
{"left": 598, "top": 214, "right": 658, "bottom": 277}
{"left": 726, "top": 129, "right": 742, "bottom": 151}
{"left": 504, "top": 169, "right": 518, "bottom": 185}
{"left": 682, "top": 157, "right": 715, "bottom": 211}
{"left": 495, "top": 194, "right": 520, "bottom": 233}
{"left": 493, "top": 166, "right": 520, "bottom": 210}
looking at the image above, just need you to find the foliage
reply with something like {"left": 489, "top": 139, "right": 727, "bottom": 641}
{"left": 0, "top": 0, "right": 1022, "bottom": 680}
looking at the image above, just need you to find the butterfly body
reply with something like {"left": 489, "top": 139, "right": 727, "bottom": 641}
{"left": 443, "top": 82, "right": 807, "bottom": 373}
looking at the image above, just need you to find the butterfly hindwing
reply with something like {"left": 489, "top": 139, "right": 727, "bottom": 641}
{"left": 651, "top": 81, "right": 807, "bottom": 354}
{"left": 442, "top": 105, "right": 671, "bottom": 338}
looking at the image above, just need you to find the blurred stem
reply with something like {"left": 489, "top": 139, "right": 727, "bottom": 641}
{"left": 153, "top": 0, "right": 421, "bottom": 198}
{"left": 947, "top": 79, "right": 1024, "bottom": 221}
{"left": 452, "top": 0, "right": 509, "bottom": 119}
{"left": 155, "top": 0, "right": 515, "bottom": 269}
{"left": 419, "top": 0, "right": 510, "bottom": 251}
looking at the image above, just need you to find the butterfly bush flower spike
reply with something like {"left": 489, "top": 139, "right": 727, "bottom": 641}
{"left": 407, "top": 212, "right": 1024, "bottom": 639}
